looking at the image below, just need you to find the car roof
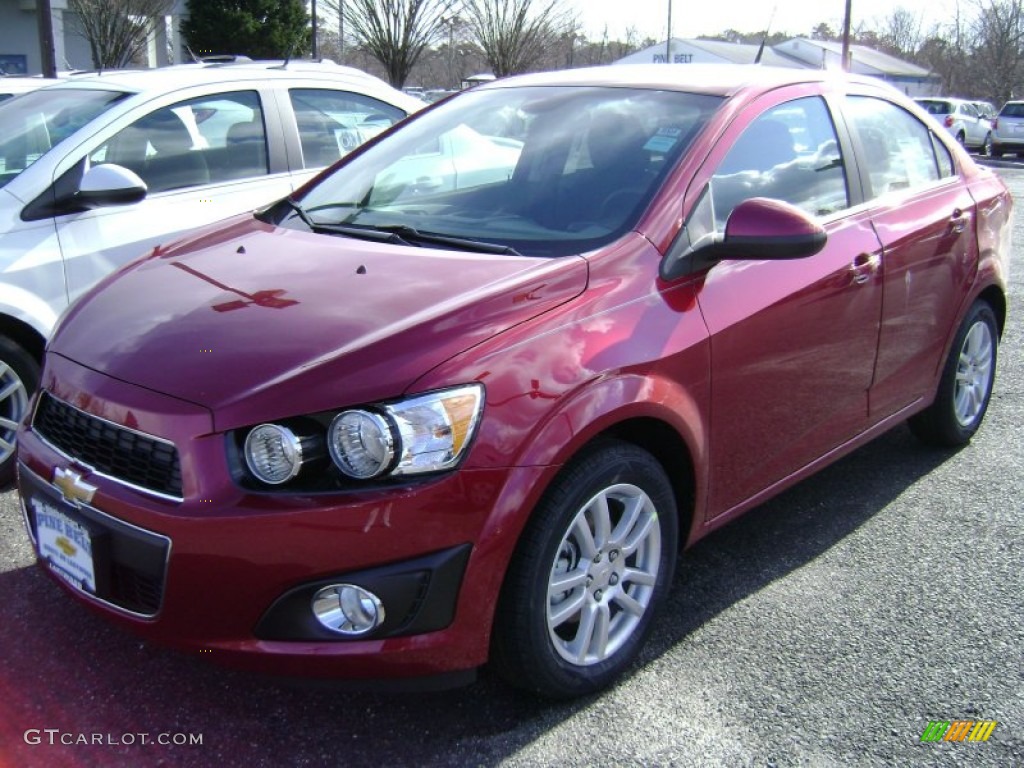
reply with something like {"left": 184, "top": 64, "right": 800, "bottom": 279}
{"left": 482, "top": 64, "right": 892, "bottom": 98}
{"left": 31, "top": 61, "right": 422, "bottom": 110}
{"left": 0, "top": 76, "right": 59, "bottom": 92}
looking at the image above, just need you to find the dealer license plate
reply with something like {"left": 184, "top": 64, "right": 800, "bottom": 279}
{"left": 32, "top": 499, "right": 97, "bottom": 593}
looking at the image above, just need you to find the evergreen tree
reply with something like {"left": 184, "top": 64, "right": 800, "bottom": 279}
{"left": 182, "top": 0, "right": 310, "bottom": 60}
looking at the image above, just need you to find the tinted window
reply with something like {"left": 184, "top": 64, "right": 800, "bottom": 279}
{"left": 999, "top": 102, "right": 1024, "bottom": 117}
{"left": 289, "top": 89, "right": 406, "bottom": 169}
{"left": 90, "top": 91, "right": 268, "bottom": 193}
{"left": 710, "top": 96, "right": 848, "bottom": 227}
{"left": 846, "top": 96, "right": 944, "bottom": 199}
{"left": 917, "top": 100, "right": 952, "bottom": 115}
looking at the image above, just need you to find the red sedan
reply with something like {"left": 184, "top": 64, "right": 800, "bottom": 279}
{"left": 17, "top": 65, "right": 1010, "bottom": 699}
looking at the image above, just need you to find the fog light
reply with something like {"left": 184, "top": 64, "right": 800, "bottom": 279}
{"left": 311, "top": 584, "right": 385, "bottom": 637}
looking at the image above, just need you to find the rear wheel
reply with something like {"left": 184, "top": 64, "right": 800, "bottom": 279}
{"left": 0, "top": 337, "right": 40, "bottom": 486}
{"left": 909, "top": 301, "right": 998, "bottom": 446}
{"left": 492, "top": 441, "right": 678, "bottom": 698}
{"left": 981, "top": 132, "right": 993, "bottom": 156}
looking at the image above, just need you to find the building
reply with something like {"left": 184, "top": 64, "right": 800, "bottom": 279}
{"left": 0, "top": 0, "right": 189, "bottom": 74}
{"left": 616, "top": 37, "right": 941, "bottom": 98}
{"left": 772, "top": 39, "right": 940, "bottom": 97}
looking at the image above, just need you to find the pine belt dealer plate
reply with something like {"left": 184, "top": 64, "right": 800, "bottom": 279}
{"left": 25, "top": 476, "right": 98, "bottom": 594}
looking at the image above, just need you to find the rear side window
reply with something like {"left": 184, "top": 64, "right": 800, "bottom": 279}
{"left": 846, "top": 96, "right": 952, "bottom": 199}
{"left": 289, "top": 89, "right": 406, "bottom": 169}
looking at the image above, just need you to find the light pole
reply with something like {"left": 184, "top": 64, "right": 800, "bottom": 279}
{"left": 36, "top": 0, "right": 57, "bottom": 77}
{"left": 311, "top": 0, "right": 319, "bottom": 59}
{"left": 665, "top": 0, "right": 673, "bottom": 64}
{"left": 841, "top": 0, "right": 852, "bottom": 71}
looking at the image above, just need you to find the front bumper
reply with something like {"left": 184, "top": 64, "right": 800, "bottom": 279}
{"left": 17, "top": 356, "right": 544, "bottom": 681}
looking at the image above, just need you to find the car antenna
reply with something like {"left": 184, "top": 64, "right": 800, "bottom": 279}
{"left": 183, "top": 42, "right": 202, "bottom": 64}
{"left": 273, "top": 36, "right": 300, "bottom": 70}
{"left": 753, "top": 6, "right": 777, "bottom": 65}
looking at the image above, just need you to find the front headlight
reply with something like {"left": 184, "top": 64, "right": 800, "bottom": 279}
{"left": 328, "top": 384, "right": 484, "bottom": 479}
{"left": 238, "top": 383, "right": 484, "bottom": 488}
{"left": 328, "top": 410, "right": 396, "bottom": 479}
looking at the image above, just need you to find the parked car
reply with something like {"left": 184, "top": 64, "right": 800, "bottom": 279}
{"left": 972, "top": 100, "right": 997, "bottom": 119}
{"left": 990, "top": 100, "right": 1024, "bottom": 156}
{"left": 0, "top": 75, "right": 57, "bottom": 102}
{"left": 915, "top": 97, "right": 993, "bottom": 154}
{"left": 0, "top": 62, "right": 421, "bottom": 483}
{"left": 17, "top": 64, "right": 1010, "bottom": 699}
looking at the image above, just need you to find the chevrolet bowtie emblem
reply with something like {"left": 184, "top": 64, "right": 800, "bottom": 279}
{"left": 52, "top": 467, "right": 96, "bottom": 506}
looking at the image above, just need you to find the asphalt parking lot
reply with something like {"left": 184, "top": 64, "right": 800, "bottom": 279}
{"left": 0, "top": 169, "right": 1021, "bottom": 768}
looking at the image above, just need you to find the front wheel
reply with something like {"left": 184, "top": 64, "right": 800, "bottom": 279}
{"left": 909, "top": 301, "right": 998, "bottom": 446}
{"left": 491, "top": 440, "right": 678, "bottom": 698}
{"left": 0, "top": 337, "right": 40, "bottom": 486}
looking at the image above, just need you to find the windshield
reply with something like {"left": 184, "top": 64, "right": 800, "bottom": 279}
{"left": 0, "top": 87, "right": 129, "bottom": 188}
{"left": 287, "top": 86, "right": 721, "bottom": 257}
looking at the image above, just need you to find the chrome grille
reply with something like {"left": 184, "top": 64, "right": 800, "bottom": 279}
{"left": 33, "top": 392, "right": 183, "bottom": 499}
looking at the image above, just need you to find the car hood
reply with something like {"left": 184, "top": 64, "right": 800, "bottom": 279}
{"left": 50, "top": 216, "right": 588, "bottom": 430}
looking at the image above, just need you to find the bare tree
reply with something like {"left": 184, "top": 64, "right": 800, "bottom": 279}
{"left": 462, "top": 0, "right": 572, "bottom": 78}
{"left": 967, "top": 0, "right": 1024, "bottom": 104}
{"left": 323, "top": 0, "right": 458, "bottom": 87}
{"left": 877, "top": 7, "right": 925, "bottom": 55}
{"left": 68, "top": 0, "right": 173, "bottom": 69}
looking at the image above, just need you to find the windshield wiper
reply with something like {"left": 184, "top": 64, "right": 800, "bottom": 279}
{"left": 375, "top": 225, "right": 521, "bottom": 255}
{"left": 307, "top": 221, "right": 413, "bottom": 246}
{"left": 282, "top": 197, "right": 316, "bottom": 229}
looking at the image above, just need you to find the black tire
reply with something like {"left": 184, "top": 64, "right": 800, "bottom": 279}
{"left": 0, "top": 336, "right": 40, "bottom": 487}
{"left": 491, "top": 440, "right": 678, "bottom": 698}
{"left": 909, "top": 301, "right": 998, "bottom": 447}
{"left": 991, "top": 147, "right": 1004, "bottom": 158}
{"left": 981, "top": 132, "right": 993, "bottom": 156}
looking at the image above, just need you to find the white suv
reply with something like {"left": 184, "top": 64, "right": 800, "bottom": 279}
{"left": 0, "top": 62, "right": 421, "bottom": 482}
{"left": 914, "top": 97, "right": 993, "bottom": 154}
{"left": 991, "top": 100, "right": 1024, "bottom": 157}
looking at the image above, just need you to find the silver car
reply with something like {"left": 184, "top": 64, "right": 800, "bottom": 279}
{"left": 915, "top": 97, "right": 993, "bottom": 155}
{"left": 0, "top": 62, "right": 421, "bottom": 483}
{"left": 991, "top": 100, "right": 1024, "bottom": 156}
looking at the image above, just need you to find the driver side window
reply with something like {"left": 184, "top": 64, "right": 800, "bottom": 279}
{"left": 710, "top": 97, "right": 849, "bottom": 229}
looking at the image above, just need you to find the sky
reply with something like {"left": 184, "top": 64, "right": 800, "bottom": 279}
{"left": 567, "top": 0, "right": 957, "bottom": 41}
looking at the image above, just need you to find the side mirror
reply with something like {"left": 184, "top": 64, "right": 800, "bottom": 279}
{"left": 76, "top": 163, "right": 147, "bottom": 207}
{"left": 662, "top": 197, "right": 826, "bottom": 280}
{"left": 712, "top": 197, "right": 827, "bottom": 260}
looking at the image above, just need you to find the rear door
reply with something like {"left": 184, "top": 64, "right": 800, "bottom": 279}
{"left": 276, "top": 86, "right": 409, "bottom": 190}
{"left": 842, "top": 94, "right": 979, "bottom": 419}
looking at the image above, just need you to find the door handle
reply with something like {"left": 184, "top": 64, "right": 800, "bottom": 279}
{"left": 950, "top": 208, "right": 968, "bottom": 234}
{"left": 850, "top": 253, "right": 880, "bottom": 285}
